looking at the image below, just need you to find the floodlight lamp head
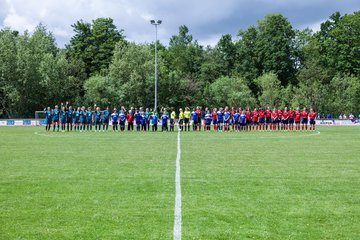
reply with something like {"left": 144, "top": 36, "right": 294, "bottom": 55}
{"left": 150, "top": 20, "right": 155, "bottom": 24}
{"left": 157, "top": 20, "right": 162, "bottom": 24}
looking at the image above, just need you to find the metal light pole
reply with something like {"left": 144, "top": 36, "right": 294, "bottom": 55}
{"left": 150, "top": 20, "right": 162, "bottom": 112}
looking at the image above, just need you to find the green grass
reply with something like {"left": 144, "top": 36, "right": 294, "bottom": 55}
{"left": 1, "top": 126, "right": 360, "bottom": 239}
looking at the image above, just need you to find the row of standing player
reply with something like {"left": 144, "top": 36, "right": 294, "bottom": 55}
{"left": 44, "top": 104, "right": 317, "bottom": 132}
{"left": 178, "top": 106, "right": 317, "bottom": 132}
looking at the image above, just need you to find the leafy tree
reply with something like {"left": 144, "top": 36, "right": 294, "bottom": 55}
{"left": 209, "top": 76, "right": 256, "bottom": 107}
{"left": 84, "top": 75, "right": 116, "bottom": 107}
{"left": 255, "top": 73, "right": 283, "bottom": 108}
{"left": 67, "top": 18, "right": 124, "bottom": 76}
{"left": 256, "top": 14, "right": 296, "bottom": 85}
{"left": 216, "top": 34, "right": 236, "bottom": 77}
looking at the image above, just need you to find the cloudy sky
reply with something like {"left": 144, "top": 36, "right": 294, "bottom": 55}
{"left": 0, "top": 0, "right": 359, "bottom": 47}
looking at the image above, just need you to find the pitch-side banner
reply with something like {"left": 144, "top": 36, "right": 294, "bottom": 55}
{"left": 0, "top": 119, "right": 359, "bottom": 126}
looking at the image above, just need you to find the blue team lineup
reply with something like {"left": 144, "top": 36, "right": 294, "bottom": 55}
{"left": 43, "top": 101, "right": 318, "bottom": 133}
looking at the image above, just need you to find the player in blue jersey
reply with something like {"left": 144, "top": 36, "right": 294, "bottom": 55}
{"left": 217, "top": 108, "right": 224, "bottom": 132}
{"left": 204, "top": 110, "right": 212, "bottom": 131}
{"left": 141, "top": 111, "right": 147, "bottom": 131}
{"left": 233, "top": 109, "right": 240, "bottom": 132}
{"left": 223, "top": 107, "right": 231, "bottom": 132}
{"left": 44, "top": 107, "right": 52, "bottom": 131}
{"left": 151, "top": 112, "right": 158, "bottom": 131}
{"left": 191, "top": 108, "right": 198, "bottom": 131}
{"left": 111, "top": 108, "right": 119, "bottom": 131}
{"left": 94, "top": 106, "right": 102, "bottom": 132}
{"left": 145, "top": 108, "right": 150, "bottom": 131}
{"left": 118, "top": 109, "right": 126, "bottom": 131}
{"left": 102, "top": 106, "right": 110, "bottom": 132}
{"left": 161, "top": 111, "right": 169, "bottom": 131}
{"left": 66, "top": 106, "right": 74, "bottom": 131}
{"left": 240, "top": 110, "right": 247, "bottom": 131}
{"left": 86, "top": 107, "right": 93, "bottom": 131}
{"left": 74, "top": 107, "right": 80, "bottom": 131}
{"left": 79, "top": 107, "right": 86, "bottom": 132}
{"left": 60, "top": 105, "right": 67, "bottom": 132}
{"left": 52, "top": 105, "right": 60, "bottom": 132}
{"left": 135, "top": 109, "right": 142, "bottom": 131}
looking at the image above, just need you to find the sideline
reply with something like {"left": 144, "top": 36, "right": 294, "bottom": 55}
{"left": 173, "top": 129, "right": 182, "bottom": 240}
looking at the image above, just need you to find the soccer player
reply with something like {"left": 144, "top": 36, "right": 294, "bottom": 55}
{"left": 52, "top": 105, "right": 60, "bottom": 132}
{"left": 170, "top": 108, "right": 176, "bottom": 132}
{"left": 127, "top": 110, "right": 134, "bottom": 131}
{"left": 102, "top": 106, "right": 110, "bottom": 132}
{"left": 161, "top": 111, "right": 169, "bottom": 131}
{"left": 141, "top": 111, "right": 147, "bottom": 131}
{"left": 252, "top": 108, "right": 259, "bottom": 131}
{"left": 295, "top": 107, "right": 301, "bottom": 131}
{"left": 145, "top": 108, "right": 150, "bottom": 131}
{"left": 196, "top": 106, "right": 202, "bottom": 131}
{"left": 135, "top": 109, "right": 142, "bottom": 131}
{"left": 66, "top": 106, "right": 74, "bottom": 131}
{"left": 301, "top": 107, "right": 309, "bottom": 131}
{"left": 119, "top": 110, "right": 126, "bottom": 131}
{"left": 111, "top": 108, "right": 119, "bottom": 131}
{"left": 233, "top": 109, "right": 240, "bottom": 132}
{"left": 60, "top": 105, "right": 66, "bottom": 132}
{"left": 245, "top": 108, "right": 252, "bottom": 131}
{"left": 223, "top": 107, "right": 231, "bottom": 132}
{"left": 258, "top": 108, "right": 265, "bottom": 131}
{"left": 265, "top": 107, "right": 272, "bottom": 131}
{"left": 151, "top": 112, "right": 158, "bottom": 131}
{"left": 288, "top": 107, "right": 295, "bottom": 131}
{"left": 230, "top": 107, "right": 235, "bottom": 131}
{"left": 44, "top": 107, "right": 52, "bottom": 131}
{"left": 240, "top": 110, "right": 247, "bottom": 131}
{"left": 212, "top": 108, "right": 218, "bottom": 131}
{"left": 94, "top": 107, "right": 102, "bottom": 132}
{"left": 204, "top": 110, "right": 212, "bottom": 131}
{"left": 86, "top": 107, "right": 93, "bottom": 131}
{"left": 276, "top": 108, "right": 283, "bottom": 131}
{"left": 79, "top": 106, "right": 86, "bottom": 132}
{"left": 309, "top": 108, "right": 317, "bottom": 131}
{"left": 217, "top": 108, "right": 224, "bottom": 132}
{"left": 191, "top": 108, "right": 198, "bottom": 131}
{"left": 271, "top": 108, "right": 278, "bottom": 131}
{"left": 282, "top": 107, "right": 289, "bottom": 131}
{"left": 178, "top": 108, "right": 184, "bottom": 131}
{"left": 184, "top": 107, "right": 191, "bottom": 131}
{"left": 74, "top": 107, "right": 80, "bottom": 131}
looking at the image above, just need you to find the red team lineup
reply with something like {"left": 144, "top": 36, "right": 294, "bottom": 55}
{"left": 43, "top": 103, "right": 317, "bottom": 132}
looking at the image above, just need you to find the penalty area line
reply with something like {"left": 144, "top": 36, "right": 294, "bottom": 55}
{"left": 173, "top": 129, "right": 182, "bottom": 240}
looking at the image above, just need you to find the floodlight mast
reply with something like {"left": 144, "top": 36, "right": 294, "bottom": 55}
{"left": 150, "top": 19, "right": 162, "bottom": 113}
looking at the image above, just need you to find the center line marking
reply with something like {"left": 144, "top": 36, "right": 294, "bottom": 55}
{"left": 173, "top": 129, "right": 182, "bottom": 240}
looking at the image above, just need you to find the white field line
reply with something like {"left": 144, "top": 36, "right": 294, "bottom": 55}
{"left": 173, "top": 129, "right": 182, "bottom": 240}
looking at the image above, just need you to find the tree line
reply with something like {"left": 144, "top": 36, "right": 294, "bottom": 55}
{"left": 0, "top": 11, "right": 359, "bottom": 118}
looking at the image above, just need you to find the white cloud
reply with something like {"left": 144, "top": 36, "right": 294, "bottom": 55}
{"left": 0, "top": 0, "right": 359, "bottom": 47}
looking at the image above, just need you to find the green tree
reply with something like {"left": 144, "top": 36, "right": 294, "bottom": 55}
{"left": 255, "top": 73, "right": 283, "bottom": 108}
{"left": 256, "top": 14, "right": 296, "bottom": 85}
{"left": 209, "top": 76, "right": 256, "bottom": 107}
{"left": 67, "top": 18, "right": 124, "bottom": 76}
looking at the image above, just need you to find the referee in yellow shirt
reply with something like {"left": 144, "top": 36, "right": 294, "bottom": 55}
{"left": 184, "top": 107, "right": 191, "bottom": 131}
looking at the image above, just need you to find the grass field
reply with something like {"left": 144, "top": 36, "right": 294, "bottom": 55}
{"left": 1, "top": 126, "right": 360, "bottom": 239}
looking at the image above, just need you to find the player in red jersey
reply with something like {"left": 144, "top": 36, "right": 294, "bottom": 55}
{"left": 245, "top": 108, "right": 252, "bottom": 131}
{"left": 288, "top": 107, "right": 295, "bottom": 131}
{"left": 230, "top": 107, "right": 235, "bottom": 131}
{"left": 277, "top": 108, "right": 283, "bottom": 131}
{"left": 271, "top": 108, "right": 278, "bottom": 131}
{"left": 196, "top": 106, "right": 202, "bottom": 131}
{"left": 309, "top": 108, "right": 317, "bottom": 131}
{"left": 294, "top": 107, "right": 301, "bottom": 131}
{"left": 252, "top": 108, "right": 259, "bottom": 131}
{"left": 282, "top": 107, "right": 289, "bottom": 131}
{"left": 301, "top": 107, "right": 309, "bottom": 131}
{"left": 258, "top": 108, "right": 265, "bottom": 131}
{"left": 265, "top": 107, "right": 272, "bottom": 131}
{"left": 212, "top": 108, "right": 218, "bottom": 131}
